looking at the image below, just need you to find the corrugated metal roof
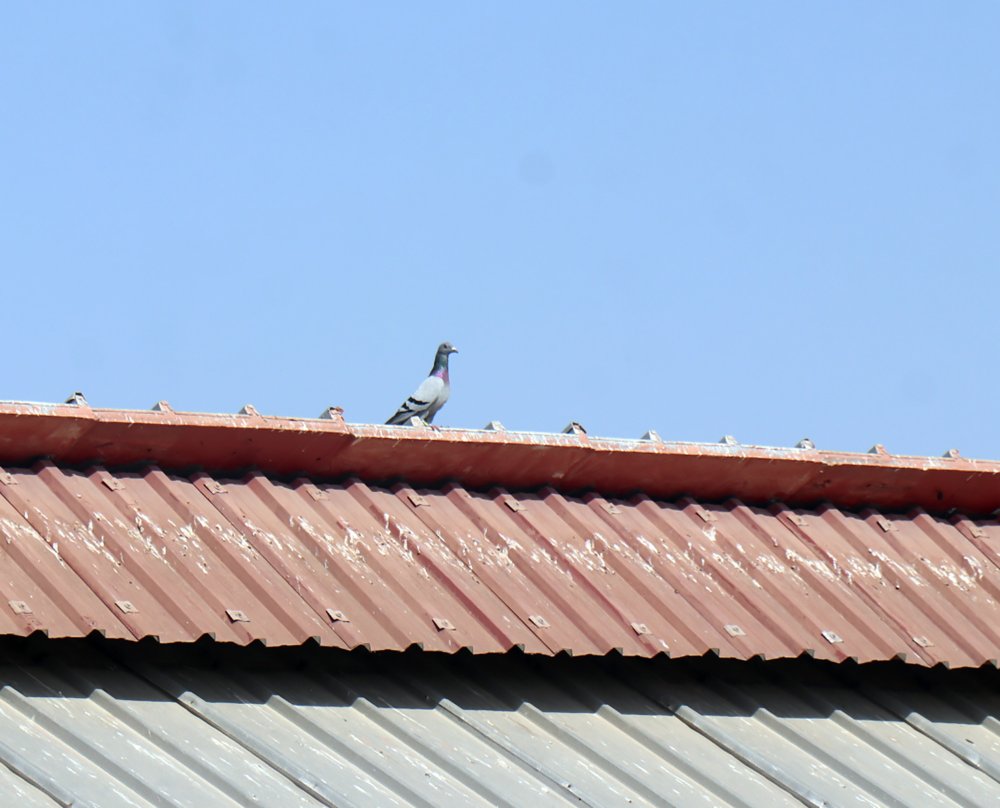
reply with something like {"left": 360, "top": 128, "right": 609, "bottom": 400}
{"left": 0, "top": 643, "right": 998, "bottom": 807}
{"left": 0, "top": 458, "right": 999, "bottom": 666}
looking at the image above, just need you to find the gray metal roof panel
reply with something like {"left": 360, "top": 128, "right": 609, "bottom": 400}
{"left": 0, "top": 739, "right": 64, "bottom": 808}
{"left": 0, "top": 646, "right": 998, "bottom": 807}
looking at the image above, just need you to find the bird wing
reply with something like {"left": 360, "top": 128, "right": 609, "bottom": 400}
{"left": 423, "top": 383, "right": 451, "bottom": 424}
{"left": 386, "top": 375, "right": 445, "bottom": 425}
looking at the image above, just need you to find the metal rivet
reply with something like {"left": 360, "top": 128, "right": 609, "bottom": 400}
{"left": 203, "top": 480, "right": 227, "bottom": 495}
{"left": 115, "top": 600, "right": 139, "bottom": 614}
{"left": 0, "top": 471, "right": 15, "bottom": 486}
{"left": 225, "top": 609, "right": 249, "bottom": 623}
{"left": 432, "top": 617, "right": 455, "bottom": 631}
{"left": 912, "top": 635, "right": 933, "bottom": 648}
{"left": 326, "top": 609, "right": 350, "bottom": 623}
{"left": 942, "top": 448, "right": 960, "bottom": 459}
{"left": 631, "top": 622, "right": 650, "bottom": 635}
{"left": 821, "top": 630, "right": 843, "bottom": 644}
{"left": 796, "top": 438, "right": 815, "bottom": 450}
{"left": 696, "top": 509, "right": 716, "bottom": 523}
{"left": 724, "top": 624, "right": 745, "bottom": 637}
{"left": 529, "top": 615, "right": 550, "bottom": 629}
{"left": 8, "top": 601, "right": 31, "bottom": 615}
{"left": 719, "top": 435, "right": 738, "bottom": 446}
{"left": 642, "top": 430, "right": 662, "bottom": 442}
{"left": 876, "top": 517, "right": 894, "bottom": 532}
{"left": 503, "top": 496, "right": 524, "bottom": 513}
{"left": 601, "top": 501, "right": 621, "bottom": 515}
{"left": 238, "top": 404, "right": 261, "bottom": 417}
{"left": 407, "top": 492, "right": 429, "bottom": 508}
{"left": 562, "top": 422, "right": 587, "bottom": 436}
{"left": 101, "top": 477, "right": 125, "bottom": 492}
{"left": 483, "top": 420, "right": 506, "bottom": 431}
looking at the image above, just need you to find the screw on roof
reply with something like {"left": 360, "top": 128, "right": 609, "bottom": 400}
{"left": 101, "top": 476, "right": 124, "bottom": 492}
{"left": 695, "top": 508, "right": 716, "bottom": 523}
{"left": 65, "top": 392, "right": 88, "bottom": 406}
{"left": 407, "top": 492, "right": 429, "bottom": 508}
{"left": 483, "top": 420, "right": 506, "bottom": 431}
{"left": 238, "top": 404, "right": 262, "bottom": 417}
{"left": 151, "top": 400, "right": 173, "bottom": 412}
{"left": 642, "top": 430, "right": 662, "bottom": 442}
{"left": 202, "top": 480, "right": 227, "bottom": 495}
{"left": 719, "top": 435, "right": 738, "bottom": 445}
{"left": 795, "top": 438, "right": 815, "bottom": 450}
{"left": 503, "top": 496, "right": 524, "bottom": 512}
{"left": 942, "top": 448, "right": 961, "bottom": 459}
{"left": 868, "top": 444, "right": 889, "bottom": 455}
{"left": 563, "top": 422, "right": 587, "bottom": 436}
{"left": 318, "top": 406, "right": 345, "bottom": 421}
{"left": 304, "top": 484, "right": 328, "bottom": 501}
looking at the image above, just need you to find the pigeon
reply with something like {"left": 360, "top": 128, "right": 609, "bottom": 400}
{"left": 386, "top": 342, "right": 459, "bottom": 425}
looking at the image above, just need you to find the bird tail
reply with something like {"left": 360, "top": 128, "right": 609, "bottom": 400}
{"left": 386, "top": 409, "right": 411, "bottom": 425}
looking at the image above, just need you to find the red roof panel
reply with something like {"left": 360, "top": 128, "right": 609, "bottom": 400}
{"left": 0, "top": 404, "right": 997, "bottom": 665}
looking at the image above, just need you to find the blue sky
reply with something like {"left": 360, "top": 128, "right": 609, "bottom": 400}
{"left": 2, "top": 4, "right": 999, "bottom": 458}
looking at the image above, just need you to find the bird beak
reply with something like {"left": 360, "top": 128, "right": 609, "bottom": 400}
{"left": 450, "top": 346, "right": 459, "bottom": 354}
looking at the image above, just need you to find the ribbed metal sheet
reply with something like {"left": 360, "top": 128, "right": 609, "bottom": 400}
{"left": 0, "top": 645, "right": 998, "bottom": 807}
{"left": 1, "top": 461, "right": 999, "bottom": 666}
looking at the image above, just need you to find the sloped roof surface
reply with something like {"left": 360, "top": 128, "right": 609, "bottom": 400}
{"left": 0, "top": 457, "right": 998, "bottom": 666}
{"left": 1, "top": 645, "right": 998, "bottom": 808}
{"left": 0, "top": 402, "right": 998, "bottom": 666}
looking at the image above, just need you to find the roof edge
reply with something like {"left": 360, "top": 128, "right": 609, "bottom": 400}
{"left": 0, "top": 402, "right": 997, "bottom": 515}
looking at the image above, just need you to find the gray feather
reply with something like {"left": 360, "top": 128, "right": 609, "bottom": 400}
{"left": 386, "top": 342, "right": 458, "bottom": 426}
{"left": 387, "top": 376, "right": 449, "bottom": 425}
